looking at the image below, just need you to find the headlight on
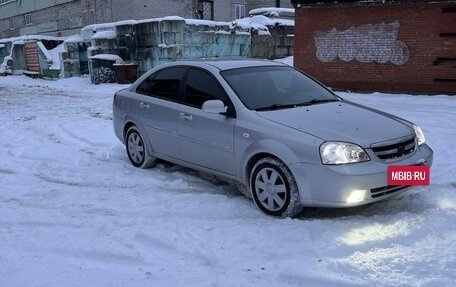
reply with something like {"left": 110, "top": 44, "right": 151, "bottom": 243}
{"left": 320, "top": 142, "right": 370, "bottom": 165}
{"left": 413, "top": 124, "right": 426, "bottom": 146}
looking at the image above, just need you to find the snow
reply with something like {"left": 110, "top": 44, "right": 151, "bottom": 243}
{"left": 91, "top": 31, "right": 117, "bottom": 40}
{"left": 158, "top": 43, "right": 176, "bottom": 49}
{"left": 214, "top": 30, "right": 231, "bottom": 35}
{"left": 232, "top": 15, "right": 294, "bottom": 36}
{"left": 64, "top": 34, "right": 84, "bottom": 43}
{"left": 0, "top": 55, "right": 12, "bottom": 74}
{"left": 81, "top": 23, "right": 115, "bottom": 41}
{"left": 36, "top": 41, "right": 63, "bottom": 71}
{"left": 113, "top": 20, "right": 138, "bottom": 26}
{"left": 36, "top": 41, "right": 52, "bottom": 61}
{"left": 89, "top": 54, "right": 122, "bottom": 61}
{"left": 137, "top": 16, "right": 185, "bottom": 24}
{"left": 48, "top": 43, "right": 65, "bottom": 70}
{"left": 274, "top": 55, "right": 293, "bottom": 65}
{"left": 249, "top": 7, "right": 295, "bottom": 17}
{"left": 0, "top": 34, "right": 66, "bottom": 44}
{"left": 78, "top": 15, "right": 287, "bottom": 41}
{"left": 1, "top": 62, "right": 455, "bottom": 286}
{"left": 185, "top": 19, "right": 228, "bottom": 27}
{"left": 231, "top": 19, "right": 270, "bottom": 35}
{"left": 82, "top": 23, "right": 116, "bottom": 33}
{"left": 161, "top": 16, "right": 186, "bottom": 21}
{"left": 237, "top": 15, "right": 294, "bottom": 27}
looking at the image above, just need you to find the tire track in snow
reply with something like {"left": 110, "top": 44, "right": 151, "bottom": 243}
{"left": 56, "top": 122, "right": 108, "bottom": 148}
{"left": 135, "top": 231, "right": 215, "bottom": 267}
{"left": 0, "top": 168, "right": 15, "bottom": 174}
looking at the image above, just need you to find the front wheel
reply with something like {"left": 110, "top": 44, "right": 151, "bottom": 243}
{"left": 250, "top": 157, "right": 302, "bottom": 217}
{"left": 125, "top": 126, "right": 156, "bottom": 168}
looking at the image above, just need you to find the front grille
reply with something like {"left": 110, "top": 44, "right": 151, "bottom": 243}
{"left": 370, "top": 185, "right": 411, "bottom": 198}
{"left": 371, "top": 136, "right": 416, "bottom": 160}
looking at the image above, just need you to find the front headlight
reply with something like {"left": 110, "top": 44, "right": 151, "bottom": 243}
{"left": 413, "top": 124, "right": 426, "bottom": 146}
{"left": 320, "top": 142, "right": 370, "bottom": 165}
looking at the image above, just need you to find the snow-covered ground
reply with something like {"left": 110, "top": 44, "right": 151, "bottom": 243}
{"left": 1, "top": 69, "right": 455, "bottom": 287}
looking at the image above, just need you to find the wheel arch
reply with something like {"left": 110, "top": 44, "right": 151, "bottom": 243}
{"left": 123, "top": 120, "right": 154, "bottom": 154}
{"left": 247, "top": 153, "right": 303, "bottom": 217}
{"left": 123, "top": 121, "right": 136, "bottom": 142}
{"left": 124, "top": 121, "right": 157, "bottom": 168}
{"left": 240, "top": 139, "right": 300, "bottom": 186}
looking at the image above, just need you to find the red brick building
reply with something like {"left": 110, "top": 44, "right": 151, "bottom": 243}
{"left": 293, "top": 1, "right": 456, "bottom": 94}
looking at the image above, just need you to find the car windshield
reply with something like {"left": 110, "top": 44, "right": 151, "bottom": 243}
{"left": 221, "top": 66, "right": 339, "bottom": 111}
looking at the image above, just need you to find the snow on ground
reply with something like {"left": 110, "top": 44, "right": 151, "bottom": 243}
{"left": 1, "top": 69, "right": 455, "bottom": 287}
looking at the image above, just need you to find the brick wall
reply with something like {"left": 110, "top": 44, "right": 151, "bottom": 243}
{"left": 294, "top": 1, "right": 456, "bottom": 94}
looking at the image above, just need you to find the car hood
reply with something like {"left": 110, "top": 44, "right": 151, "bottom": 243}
{"left": 256, "top": 101, "right": 414, "bottom": 147}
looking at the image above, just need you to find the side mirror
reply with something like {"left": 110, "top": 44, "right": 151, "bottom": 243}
{"left": 202, "top": 100, "right": 226, "bottom": 114}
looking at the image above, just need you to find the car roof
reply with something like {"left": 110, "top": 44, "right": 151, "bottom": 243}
{"left": 161, "top": 59, "right": 287, "bottom": 71}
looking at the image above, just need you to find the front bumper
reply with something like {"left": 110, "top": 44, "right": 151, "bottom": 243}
{"left": 290, "top": 144, "right": 433, "bottom": 207}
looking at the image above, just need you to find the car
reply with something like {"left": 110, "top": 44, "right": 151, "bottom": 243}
{"left": 113, "top": 59, "right": 433, "bottom": 217}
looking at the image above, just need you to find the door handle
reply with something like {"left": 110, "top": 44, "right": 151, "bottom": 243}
{"left": 179, "top": 113, "right": 193, "bottom": 121}
{"left": 139, "top": 102, "right": 149, "bottom": 109}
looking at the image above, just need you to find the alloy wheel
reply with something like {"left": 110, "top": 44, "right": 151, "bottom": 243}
{"left": 254, "top": 167, "right": 288, "bottom": 212}
{"left": 127, "top": 132, "right": 144, "bottom": 164}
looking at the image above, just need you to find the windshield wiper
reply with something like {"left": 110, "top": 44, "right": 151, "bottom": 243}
{"left": 255, "top": 99, "right": 340, "bottom": 111}
{"left": 295, "top": 98, "right": 340, "bottom": 106}
{"left": 255, "top": 103, "right": 298, "bottom": 111}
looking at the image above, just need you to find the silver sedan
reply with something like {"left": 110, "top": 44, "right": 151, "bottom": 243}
{"left": 113, "top": 60, "right": 433, "bottom": 217}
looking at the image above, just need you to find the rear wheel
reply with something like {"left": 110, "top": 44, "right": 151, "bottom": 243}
{"left": 250, "top": 157, "right": 302, "bottom": 217}
{"left": 125, "top": 126, "right": 156, "bottom": 168}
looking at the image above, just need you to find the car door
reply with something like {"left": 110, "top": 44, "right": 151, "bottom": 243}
{"left": 133, "top": 67, "right": 186, "bottom": 158}
{"left": 176, "top": 68, "right": 236, "bottom": 175}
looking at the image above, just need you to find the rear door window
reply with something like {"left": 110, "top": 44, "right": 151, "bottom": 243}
{"left": 136, "top": 67, "right": 185, "bottom": 102}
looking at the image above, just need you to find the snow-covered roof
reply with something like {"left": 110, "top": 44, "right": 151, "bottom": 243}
{"left": 81, "top": 22, "right": 116, "bottom": 33}
{"left": 81, "top": 23, "right": 115, "bottom": 41}
{"left": 249, "top": 7, "right": 295, "bottom": 17}
{"left": 0, "top": 34, "right": 65, "bottom": 44}
{"left": 64, "top": 35, "right": 84, "bottom": 43}
{"left": 91, "top": 31, "right": 116, "bottom": 40}
{"left": 89, "top": 54, "right": 122, "bottom": 61}
{"left": 237, "top": 15, "right": 294, "bottom": 27}
{"left": 185, "top": 19, "right": 229, "bottom": 27}
{"left": 137, "top": 16, "right": 186, "bottom": 24}
{"left": 112, "top": 20, "right": 138, "bottom": 26}
{"left": 232, "top": 19, "right": 269, "bottom": 35}
{"left": 80, "top": 16, "right": 189, "bottom": 41}
{"left": 80, "top": 15, "right": 277, "bottom": 39}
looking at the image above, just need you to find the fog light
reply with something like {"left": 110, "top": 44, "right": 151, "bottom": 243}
{"left": 346, "top": 190, "right": 368, "bottom": 204}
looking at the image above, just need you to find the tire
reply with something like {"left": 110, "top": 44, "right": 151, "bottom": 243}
{"left": 250, "top": 157, "right": 302, "bottom": 218}
{"left": 125, "top": 126, "right": 157, "bottom": 169}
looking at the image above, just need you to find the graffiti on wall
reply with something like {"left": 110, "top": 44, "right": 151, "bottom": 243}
{"left": 314, "top": 21, "right": 409, "bottom": 65}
